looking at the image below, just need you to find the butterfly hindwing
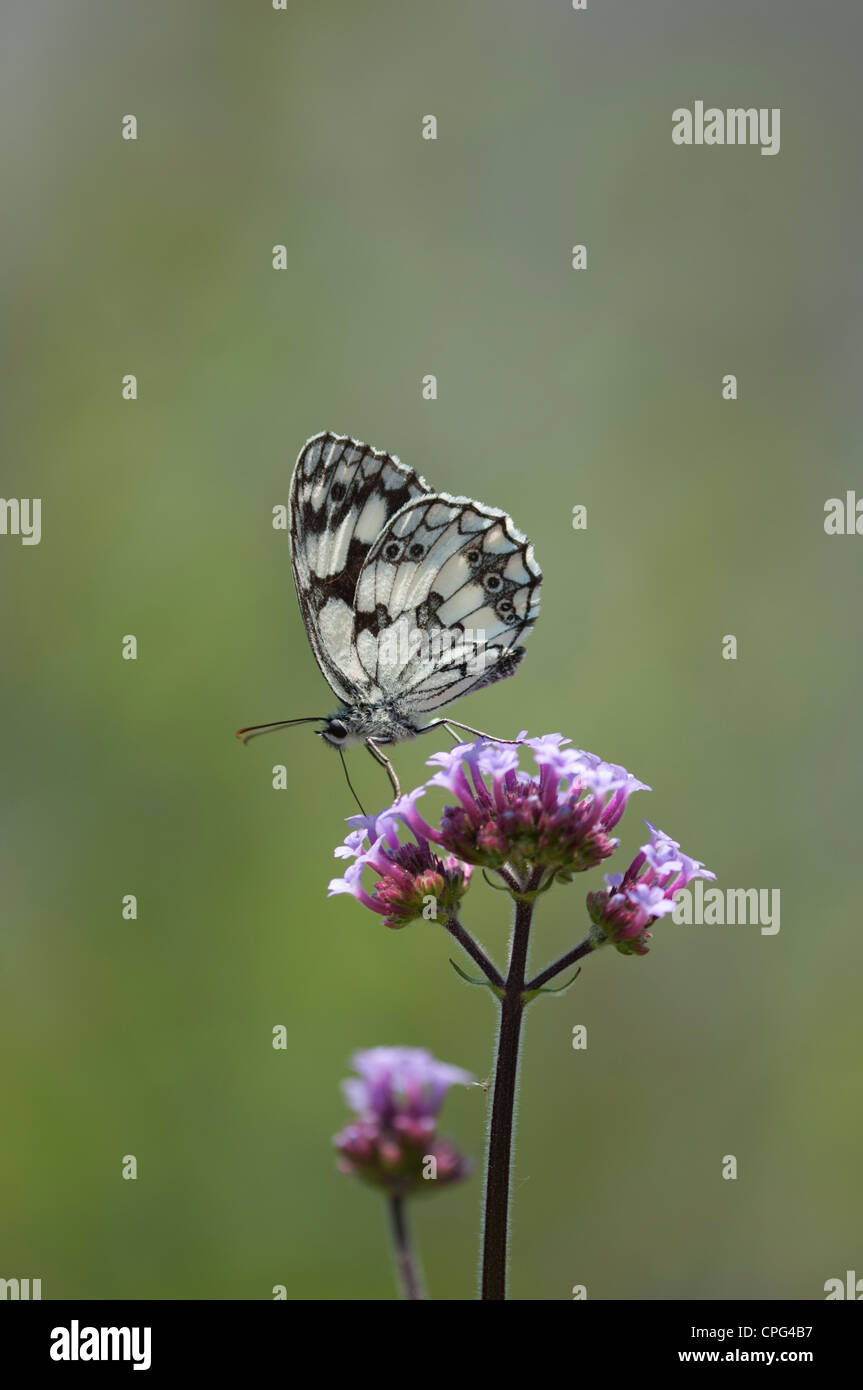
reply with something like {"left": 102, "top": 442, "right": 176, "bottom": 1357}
{"left": 289, "top": 431, "right": 432, "bottom": 701}
{"left": 351, "top": 494, "right": 541, "bottom": 712}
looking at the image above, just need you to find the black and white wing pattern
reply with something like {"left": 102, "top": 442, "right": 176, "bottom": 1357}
{"left": 352, "top": 495, "right": 542, "bottom": 715}
{"left": 289, "top": 431, "right": 431, "bottom": 702}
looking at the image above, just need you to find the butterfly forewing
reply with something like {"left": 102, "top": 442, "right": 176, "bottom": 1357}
{"left": 289, "top": 431, "right": 431, "bottom": 702}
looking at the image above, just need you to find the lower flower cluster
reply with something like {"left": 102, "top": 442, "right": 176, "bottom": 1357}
{"left": 333, "top": 1047, "right": 473, "bottom": 1197}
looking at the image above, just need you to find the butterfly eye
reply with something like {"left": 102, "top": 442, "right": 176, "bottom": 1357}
{"left": 383, "top": 541, "right": 402, "bottom": 561}
{"left": 484, "top": 573, "right": 503, "bottom": 593}
{"left": 330, "top": 482, "right": 346, "bottom": 502}
{"left": 465, "top": 550, "right": 480, "bottom": 567}
{"left": 327, "top": 719, "right": 348, "bottom": 740}
{"left": 408, "top": 543, "right": 425, "bottom": 560}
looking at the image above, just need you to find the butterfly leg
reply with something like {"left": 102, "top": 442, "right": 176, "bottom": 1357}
{"left": 441, "top": 721, "right": 487, "bottom": 746}
{"left": 424, "top": 719, "right": 522, "bottom": 746}
{"left": 365, "top": 738, "right": 401, "bottom": 800}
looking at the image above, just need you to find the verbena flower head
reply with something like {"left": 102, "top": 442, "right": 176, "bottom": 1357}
{"left": 395, "top": 735, "right": 649, "bottom": 880}
{"left": 328, "top": 806, "right": 473, "bottom": 929}
{"left": 328, "top": 737, "right": 650, "bottom": 917}
{"left": 587, "top": 822, "right": 716, "bottom": 955}
{"left": 333, "top": 1047, "right": 473, "bottom": 1196}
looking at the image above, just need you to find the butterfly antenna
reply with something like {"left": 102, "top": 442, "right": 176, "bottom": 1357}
{"left": 235, "top": 717, "right": 324, "bottom": 746}
{"left": 338, "top": 748, "right": 366, "bottom": 815}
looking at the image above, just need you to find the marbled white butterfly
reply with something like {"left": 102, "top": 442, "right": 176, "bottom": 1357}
{"left": 238, "top": 431, "right": 542, "bottom": 799}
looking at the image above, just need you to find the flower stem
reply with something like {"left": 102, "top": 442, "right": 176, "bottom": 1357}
{"left": 444, "top": 914, "right": 504, "bottom": 989}
{"left": 388, "top": 1195, "right": 425, "bottom": 1300}
{"left": 480, "top": 876, "right": 539, "bottom": 1300}
{"left": 525, "top": 933, "right": 595, "bottom": 994}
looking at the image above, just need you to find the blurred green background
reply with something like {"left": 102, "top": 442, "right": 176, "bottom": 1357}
{"left": 2, "top": 0, "right": 861, "bottom": 1301}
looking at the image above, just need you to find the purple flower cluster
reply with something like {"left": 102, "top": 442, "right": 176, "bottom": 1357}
{"left": 587, "top": 822, "right": 716, "bottom": 955}
{"left": 327, "top": 736, "right": 714, "bottom": 961}
{"left": 405, "top": 735, "right": 649, "bottom": 877}
{"left": 329, "top": 736, "right": 651, "bottom": 922}
{"left": 329, "top": 807, "right": 473, "bottom": 930}
{"left": 334, "top": 1047, "right": 473, "bottom": 1196}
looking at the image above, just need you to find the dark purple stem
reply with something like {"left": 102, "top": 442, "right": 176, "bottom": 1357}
{"left": 524, "top": 934, "right": 595, "bottom": 994}
{"left": 444, "top": 915, "right": 504, "bottom": 989}
{"left": 480, "top": 873, "right": 542, "bottom": 1300}
{"left": 388, "top": 1196, "right": 425, "bottom": 1301}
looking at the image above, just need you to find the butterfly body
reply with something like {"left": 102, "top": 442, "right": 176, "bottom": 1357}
{"left": 240, "top": 431, "right": 541, "bottom": 797}
{"left": 319, "top": 703, "right": 427, "bottom": 749}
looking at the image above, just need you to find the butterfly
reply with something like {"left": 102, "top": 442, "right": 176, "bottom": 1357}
{"left": 237, "top": 431, "right": 542, "bottom": 801}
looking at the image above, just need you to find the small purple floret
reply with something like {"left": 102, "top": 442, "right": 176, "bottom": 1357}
{"left": 587, "top": 822, "right": 716, "bottom": 955}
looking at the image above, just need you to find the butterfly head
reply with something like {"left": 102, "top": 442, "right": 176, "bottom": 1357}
{"left": 319, "top": 715, "right": 351, "bottom": 748}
